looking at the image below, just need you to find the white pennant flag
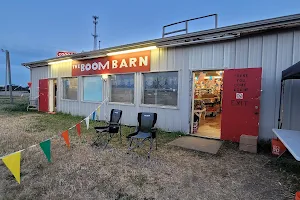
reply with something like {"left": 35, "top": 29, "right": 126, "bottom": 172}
{"left": 85, "top": 116, "right": 90, "bottom": 130}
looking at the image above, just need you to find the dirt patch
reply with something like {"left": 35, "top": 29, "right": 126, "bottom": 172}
{"left": 0, "top": 111, "right": 299, "bottom": 199}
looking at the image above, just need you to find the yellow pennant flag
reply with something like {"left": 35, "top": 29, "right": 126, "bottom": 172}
{"left": 2, "top": 151, "right": 21, "bottom": 184}
{"left": 97, "top": 107, "right": 101, "bottom": 120}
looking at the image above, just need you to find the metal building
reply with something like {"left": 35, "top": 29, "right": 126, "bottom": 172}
{"left": 22, "top": 14, "right": 300, "bottom": 141}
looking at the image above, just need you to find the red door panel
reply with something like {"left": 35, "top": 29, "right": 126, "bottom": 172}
{"left": 221, "top": 68, "right": 262, "bottom": 142}
{"left": 39, "top": 79, "right": 49, "bottom": 112}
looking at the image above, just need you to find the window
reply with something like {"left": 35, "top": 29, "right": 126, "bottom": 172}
{"left": 143, "top": 71, "right": 178, "bottom": 106}
{"left": 62, "top": 77, "right": 78, "bottom": 100}
{"left": 110, "top": 74, "right": 134, "bottom": 103}
{"left": 83, "top": 76, "right": 103, "bottom": 102}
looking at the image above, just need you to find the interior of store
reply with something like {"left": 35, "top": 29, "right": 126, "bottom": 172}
{"left": 192, "top": 70, "right": 223, "bottom": 139}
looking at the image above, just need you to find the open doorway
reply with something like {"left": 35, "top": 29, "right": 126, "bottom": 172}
{"left": 48, "top": 79, "right": 57, "bottom": 113}
{"left": 192, "top": 70, "right": 223, "bottom": 139}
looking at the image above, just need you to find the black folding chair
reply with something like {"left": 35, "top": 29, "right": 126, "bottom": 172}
{"left": 127, "top": 112, "right": 158, "bottom": 158}
{"left": 93, "top": 109, "right": 122, "bottom": 149}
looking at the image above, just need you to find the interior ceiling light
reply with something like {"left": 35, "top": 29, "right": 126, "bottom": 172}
{"left": 107, "top": 46, "right": 157, "bottom": 56}
{"left": 48, "top": 59, "right": 73, "bottom": 65}
{"left": 204, "top": 76, "right": 222, "bottom": 79}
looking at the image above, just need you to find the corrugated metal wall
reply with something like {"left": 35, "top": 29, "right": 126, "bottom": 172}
{"left": 181, "top": 29, "right": 300, "bottom": 139}
{"left": 49, "top": 62, "right": 108, "bottom": 121}
{"left": 32, "top": 28, "right": 300, "bottom": 139}
{"left": 30, "top": 66, "right": 48, "bottom": 100}
{"left": 48, "top": 51, "right": 187, "bottom": 132}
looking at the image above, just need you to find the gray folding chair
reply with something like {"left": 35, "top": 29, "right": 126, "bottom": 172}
{"left": 127, "top": 112, "right": 158, "bottom": 158}
{"left": 93, "top": 109, "right": 122, "bottom": 149}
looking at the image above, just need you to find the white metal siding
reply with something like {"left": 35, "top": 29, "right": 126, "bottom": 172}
{"left": 105, "top": 48, "right": 186, "bottom": 132}
{"left": 49, "top": 61, "right": 73, "bottom": 113}
{"left": 30, "top": 66, "right": 48, "bottom": 100}
{"left": 40, "top": 28, "right": 300, "bottom": 139}
{"left": 50, "top": 61, "right": 73, "bottom": 78}
{"left": 179, "top": 30, "right": 300, "bottom": 140}
{"left": 290, "top": 30, "right": 300, "bottom": 131}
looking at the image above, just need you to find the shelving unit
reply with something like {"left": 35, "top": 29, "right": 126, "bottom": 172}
{"left": 193, "top": 72, "right": 223, "bottom": 117}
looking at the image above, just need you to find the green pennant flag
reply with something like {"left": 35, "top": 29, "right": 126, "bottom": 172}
{"left": 39, "top": 139, "right": 51, "bottom": 162}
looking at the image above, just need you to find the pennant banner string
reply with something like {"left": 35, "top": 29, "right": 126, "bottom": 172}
{"left": 0, "top": 98, "right": 108, "bottom": 160}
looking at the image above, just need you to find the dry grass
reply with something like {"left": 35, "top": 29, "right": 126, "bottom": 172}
{"left": 0, "top": 99, "right": 300, "bottom": 199}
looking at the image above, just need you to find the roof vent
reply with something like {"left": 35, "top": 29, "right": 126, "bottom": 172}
{"left": 162, "top": 14, "right": 218, "bottom": 38}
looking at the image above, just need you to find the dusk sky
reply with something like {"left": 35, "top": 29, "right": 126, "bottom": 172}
{"left": 0, "top": 0, "right": 300, "bottom": 86}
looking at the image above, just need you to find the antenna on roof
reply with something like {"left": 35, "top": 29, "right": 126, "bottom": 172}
{"left": 92, "top": 16, "right": 99, "bottom": 50}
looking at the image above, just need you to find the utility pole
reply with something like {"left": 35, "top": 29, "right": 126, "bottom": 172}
{"left": 1, "top": 49, "right": 13, "bottom": 103}
{"left": 98, "top": 40, "right": 101, "bottom": 50}
{"left": 7, "top": 50, "right": 13, "bottom": 103}
{"left": 92, "top": 16, "right": 99, "bottom": 50}
{"left": 5, "top": 53, "right": 7, "bottom": 95}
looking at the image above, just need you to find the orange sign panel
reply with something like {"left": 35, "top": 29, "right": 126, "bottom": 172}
{"left": 72, "top": 50, "right": 151, "bottom": 76}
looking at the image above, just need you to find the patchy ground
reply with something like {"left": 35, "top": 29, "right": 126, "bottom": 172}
{"left": 0, "top": 98, "right": 299, "bottom": 199}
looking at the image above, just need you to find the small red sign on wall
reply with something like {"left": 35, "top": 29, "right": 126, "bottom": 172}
{"left": 71, "top": 50, "right": 151, "bottom": 76}
{"left": 57, "top": 51, "right": 76, "bottom": 57}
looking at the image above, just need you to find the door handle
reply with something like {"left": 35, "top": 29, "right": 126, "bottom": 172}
{"left": 254, "top": 106, "right": 259, "bottom": 115}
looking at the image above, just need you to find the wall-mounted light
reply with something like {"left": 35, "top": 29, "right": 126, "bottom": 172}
{"left": 48, "top": 59, "right": 73, "bottom": 65}
{"left": 106, "top": 46, "right": 157, "bottom": 56}
{"left": 102, "top": 74, "right": 108, "bottom": 81}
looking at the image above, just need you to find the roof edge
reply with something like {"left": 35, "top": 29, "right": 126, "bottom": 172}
{"left": 23, "top": 13, "right": 300, "bottom": 67}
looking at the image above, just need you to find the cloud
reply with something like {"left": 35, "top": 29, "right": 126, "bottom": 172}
{"left": 0, "top": 45, "right": 52, "bottom": 86}
{"left": 0, "top": 64, "right": 29, "bottom": 86}
{"left": 0, "top": 45, "right": 55, "bottom": 65}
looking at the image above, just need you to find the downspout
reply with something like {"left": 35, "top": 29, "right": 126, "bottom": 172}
{"left": 277, "top": 80, "right": 285, "bottom": 129}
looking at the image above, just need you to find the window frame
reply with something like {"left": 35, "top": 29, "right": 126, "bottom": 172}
{"left": 140, "top": 70, "right": 180, "bottom": 109}
{"left": 108, "top": 72, "right": 136, "bottom": 106}
{"left": 61, "top": 76, "right": 79, "bottom": 101}
{"left": 81, "top": 75, "right": 104, "bottom": 103}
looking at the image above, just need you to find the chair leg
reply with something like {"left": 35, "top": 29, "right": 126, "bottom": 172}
{"left": 92, "top": 132, "right": 108, "bottom": 147}
{"left": 129, "top": 138, "right": 133, "bottom": 147}
{"left": 127, "top": 138, "right": 134, "bottom": 154}
{"left": 119, "top": 126, "right": 122, "bottom": 144}
{"left": 128, "top": 138, "right": 143, "bottom": 152}
{"left": 92, "top": 134, "right": 102, "bottom": 146}
{"left": 103, "top": 133, "right": 113, "bottom": 150}
{"left": 148, "top": 138, "right": 153, "bottom": 159}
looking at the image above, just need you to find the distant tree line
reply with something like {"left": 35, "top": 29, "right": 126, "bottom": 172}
{"left": 0, "top": 85, "right": 30, "bottom": 92}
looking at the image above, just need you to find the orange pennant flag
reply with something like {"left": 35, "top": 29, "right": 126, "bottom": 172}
{"left": 61, "top": 130, "right": 70, "bottom": 148}
{"left": 76, "top": 123, "right": 81, "bottom": 137}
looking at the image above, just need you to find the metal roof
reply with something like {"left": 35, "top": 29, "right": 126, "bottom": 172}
{"left": 22, "top": 13, "right": 300, "bottom": 67}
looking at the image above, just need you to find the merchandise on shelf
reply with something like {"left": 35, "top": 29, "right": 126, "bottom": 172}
{"left": 194, "top": 71, "right": 223, "bottom": 116}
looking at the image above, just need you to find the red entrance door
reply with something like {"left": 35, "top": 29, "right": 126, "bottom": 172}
{"left": 221, "top": 68, "right": 262, "bottom": 142}
{"left": 39, "top": 79, "right": 49, "bottom": 112}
